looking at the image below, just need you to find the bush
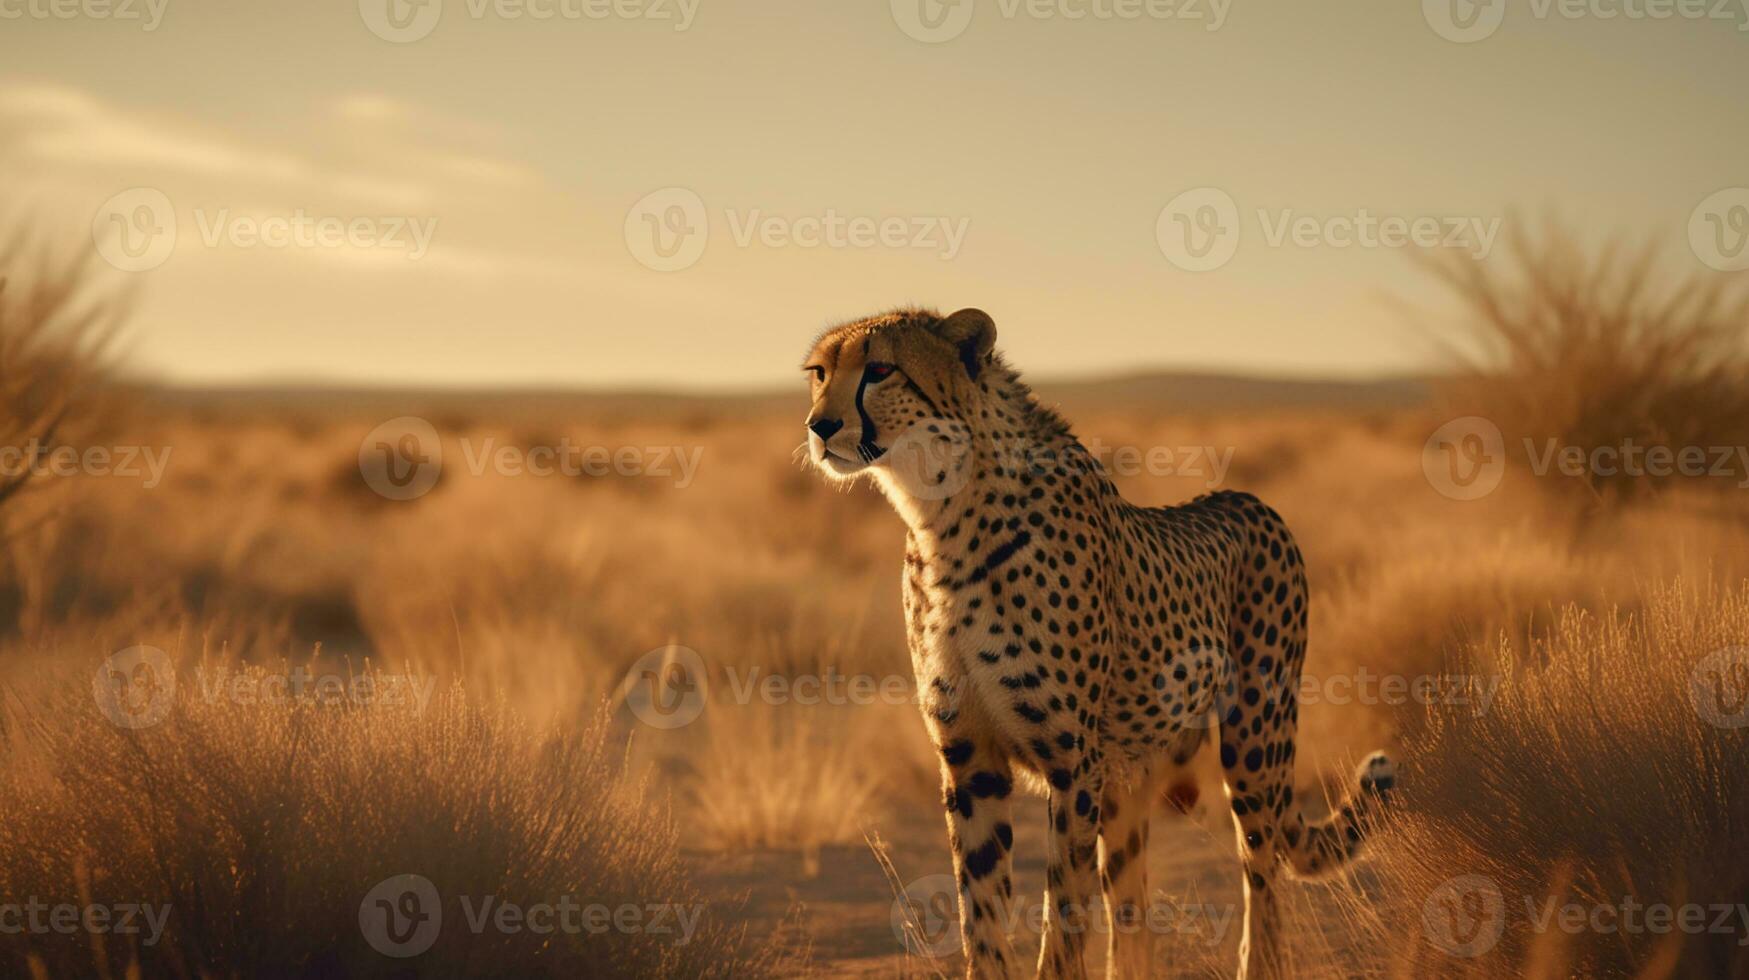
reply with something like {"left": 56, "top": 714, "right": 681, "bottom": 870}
{"left": 0, "top": 662, "right": 783, "bottom": 978}
{"left": 0, "top": 237, "right": 120, "bottom": 511}
{"left": 1332, "top": 579, "right": 1749, "bottom": 978}
{"left": 1421, "top": 222, "right": 1749, "bottom": 501}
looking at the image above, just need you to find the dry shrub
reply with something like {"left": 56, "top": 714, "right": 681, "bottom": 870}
{"left": 1332, "top": 578, "right": 1749, "bottom": 978}
{"left": 0, "top": 237, "right": 128, "bottom": 648}
{"left": 0, "top": 237, "right": 121, "bottom": 512}
{"left": 1421, "top": 222, "right": 1749, "bottom": 502}
{"left": 0, "top": 662, "right": 783, "bottom": 978}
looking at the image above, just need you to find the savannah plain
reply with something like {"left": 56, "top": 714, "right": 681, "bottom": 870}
{"left": 2, "top": 234, "right": 1748, "bottom": 979}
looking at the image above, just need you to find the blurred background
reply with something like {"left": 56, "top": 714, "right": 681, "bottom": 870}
{"left": 2, "top": 0, "right": 1746, "bottom": 385}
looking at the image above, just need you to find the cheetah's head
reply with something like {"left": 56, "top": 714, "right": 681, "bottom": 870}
{"left": 800, "top": 307, "right": 996, "bottom": 496}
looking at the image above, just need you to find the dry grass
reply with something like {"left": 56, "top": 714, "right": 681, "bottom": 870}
{"left": 0, "top": 661, "right": 781, "bottom": 978}
{"left": 1321, "top": 578, "right": 1749, "bottom": 979}
{"left": 0, "top": 228, "right": 1746, "bottom": 975}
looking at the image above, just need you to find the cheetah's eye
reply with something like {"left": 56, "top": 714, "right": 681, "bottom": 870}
{"left": 804, "top": 365, "right": 825, "bottom": 383}
{"left": 864, "top": 362, "right": 897, "bottom": 382}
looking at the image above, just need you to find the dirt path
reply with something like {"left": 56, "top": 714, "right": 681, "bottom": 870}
{"left": 691, "top": 797, "right": 1373, "bottom": 978}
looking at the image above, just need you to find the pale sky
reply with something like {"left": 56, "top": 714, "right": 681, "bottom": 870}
{"left": 1, "top": 0, "right": 1744, "bottom": 389}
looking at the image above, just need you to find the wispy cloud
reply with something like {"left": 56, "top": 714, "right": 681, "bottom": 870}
{"left": 0, "top": 82, "right": 538, "bottom": 209}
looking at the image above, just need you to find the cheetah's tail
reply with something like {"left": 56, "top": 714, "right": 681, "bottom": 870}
{"left": 1281, "top": 751, "right": 1396, "bottom": 878}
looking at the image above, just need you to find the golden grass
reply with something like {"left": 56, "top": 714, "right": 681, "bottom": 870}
{"left": 1, "top": 229, "right": 1747, "bottom": 975}
{"left": 1321, "top": 578, "right": 1749, "bottom": 979}
{"left": 0, "top": 661, "right": 781, "bottom": 978}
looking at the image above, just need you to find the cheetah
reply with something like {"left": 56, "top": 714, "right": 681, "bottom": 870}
{"left": 800, "top": 308, "right": 1395, "bottom": 979}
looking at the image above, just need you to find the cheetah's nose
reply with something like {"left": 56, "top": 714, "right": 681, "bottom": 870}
{"left": 808, "top": 417, "right": 844, "bottom": 441}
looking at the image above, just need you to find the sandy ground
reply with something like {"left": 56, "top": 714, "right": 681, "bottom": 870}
{"left": 694, "top": 796, "right": 1380, "bottom": 978}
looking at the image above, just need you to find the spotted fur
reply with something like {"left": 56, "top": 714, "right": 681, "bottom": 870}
{"left": 801, "top": 308, "right": 1395, "bottom": 979}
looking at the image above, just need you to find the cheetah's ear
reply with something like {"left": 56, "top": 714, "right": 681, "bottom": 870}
{"left": 932, "top": 308, "right": 996, "bottom": 380}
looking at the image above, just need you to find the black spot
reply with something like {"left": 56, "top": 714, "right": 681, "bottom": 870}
{"left": 947, "top": 786, "right": 973, "bottom": 819}
{"left": 964, "top": 838, "right": 1002, "bottom": 879}
{"left": 969, "top": 771, "right": 1012, "bottom": 799}
{"left": 941, "top": 740, "right": 973, "bottom": 766}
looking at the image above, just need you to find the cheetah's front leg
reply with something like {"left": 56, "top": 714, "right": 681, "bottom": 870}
{"left": 924, "top": 678, "right": 1023, "bottom": 979}
{"left": 1037, "top": 749, "right": 1104, "bottom": 979}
